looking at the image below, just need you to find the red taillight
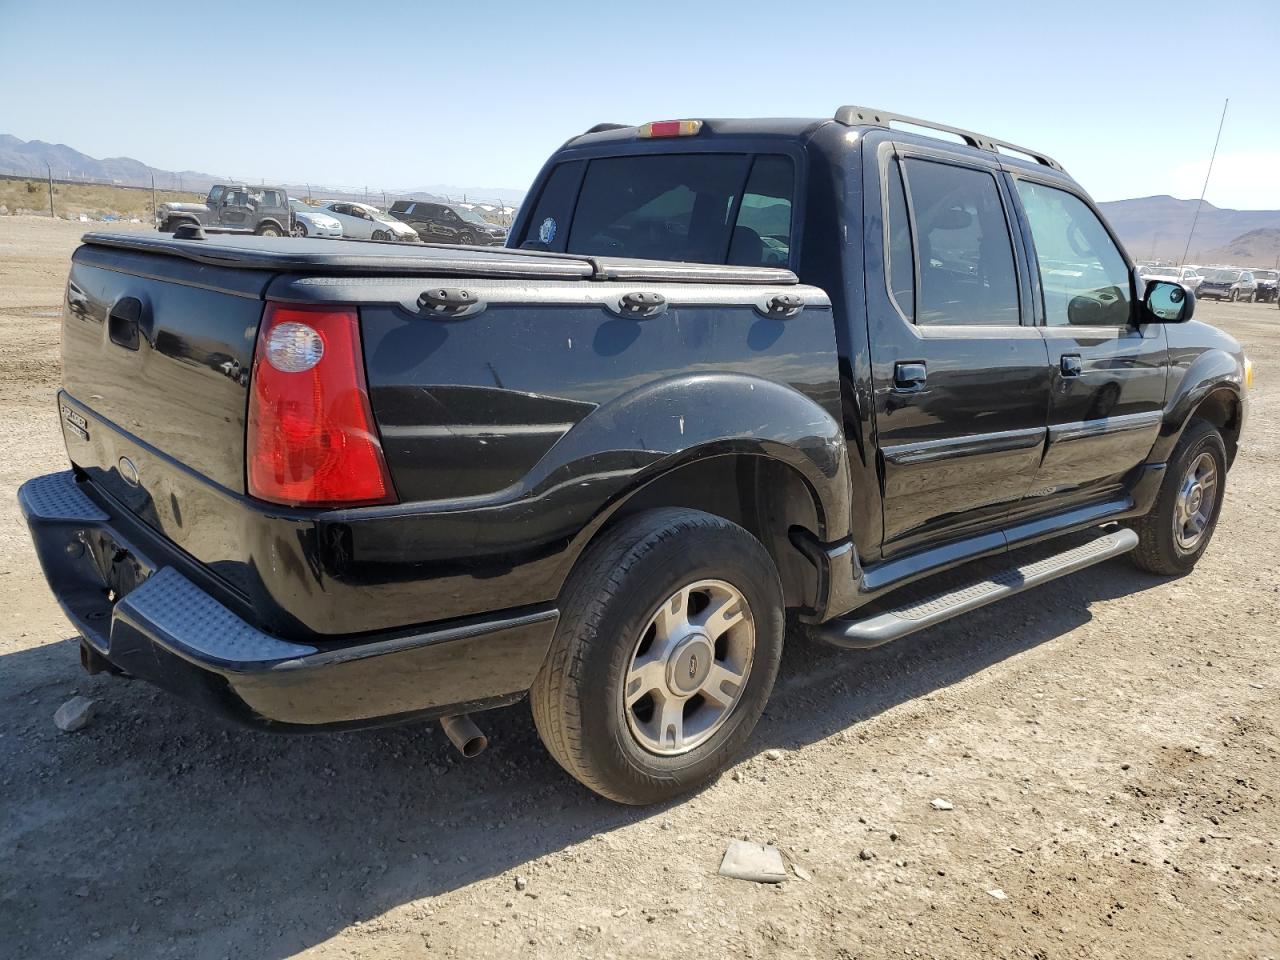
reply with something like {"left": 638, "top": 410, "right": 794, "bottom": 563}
{"left": 247, "top": 303, "right": 396, "bottom": 507}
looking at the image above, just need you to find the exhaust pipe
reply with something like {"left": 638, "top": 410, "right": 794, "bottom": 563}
{"left": 440, "top": 714, "right": 488, "bottom": 758}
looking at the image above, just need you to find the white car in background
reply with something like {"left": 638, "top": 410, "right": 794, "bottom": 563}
{"left": 1138, "top": 263, "right": 1202, "bottom": 293}
{"left": 318, "top": 201, "right": 419, "bottom": 242}
{"left": 288, "top": 199, "right": 343, "bottom": 238}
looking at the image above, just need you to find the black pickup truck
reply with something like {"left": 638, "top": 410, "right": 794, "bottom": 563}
{"left": 21, "top": 107, "right": 1251, "bottom": 805}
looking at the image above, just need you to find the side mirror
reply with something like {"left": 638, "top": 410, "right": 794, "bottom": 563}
{"left": 1142, "top": 279, "right": 1194, "bottom": 323}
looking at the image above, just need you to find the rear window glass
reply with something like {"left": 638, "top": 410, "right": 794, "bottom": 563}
{"left": 522, "top": 153, "right": 795, "bottom": 267}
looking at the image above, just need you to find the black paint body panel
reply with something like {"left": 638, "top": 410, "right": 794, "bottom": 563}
{"left": 30, "top": 117, "right": 1249, "bottom": 729}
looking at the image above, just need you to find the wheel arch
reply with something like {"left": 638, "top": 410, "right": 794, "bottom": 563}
{"left": 554, "top": 445, "right": 845, "bottom": 620}
{"left": 1188, "top": 386, "right": 1243, "bottom": 467}
{"left": 1151, "top": 347, "right": 1246, "bottom": 468}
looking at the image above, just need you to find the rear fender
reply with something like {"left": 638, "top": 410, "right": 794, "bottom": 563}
{"left": 542, "top": 372, "right": 850, "bottom": 542}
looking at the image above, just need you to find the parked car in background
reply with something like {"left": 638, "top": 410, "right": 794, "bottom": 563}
{"left": 388, "top": 200, "right": 508, "bottom": 245}
{"left": 1197, "top": 268, "right": 1257, "bottom": 302}
{"left": 319, "top": 201, "right": 419, "bottom": 241}
{"left": 1138, "top": 263, "right": 1202, "bottom": 292}
{"left": 158, "top": 184, "right": 292, "bottom": 236}
{"left": 288, "top": 199, "right": 343, "bottom": 238}
{"left": 1251, "top": 269, "right": 1278, "bottom": 303}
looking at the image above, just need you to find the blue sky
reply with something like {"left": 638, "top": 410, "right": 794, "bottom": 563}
{"left": 2, "top": 0, "right": 1278, "bottom": 206}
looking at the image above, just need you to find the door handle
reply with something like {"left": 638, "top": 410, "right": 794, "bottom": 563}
{"left": 1060, "top": 354, "right": 1082, "bottom": 378}
{"left": 893, "top": 361, "right": 927, "bottom": 392}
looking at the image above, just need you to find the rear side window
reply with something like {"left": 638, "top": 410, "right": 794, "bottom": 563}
{"left": 902, "top": 158, "right": 1020, "bottom": 326}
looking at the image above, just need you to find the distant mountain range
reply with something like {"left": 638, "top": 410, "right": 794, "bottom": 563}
{"left": 0, "top": 134, "right": 526, "bottom": 206}
{"left": 1097, "top": 195, "right": 1280, "bottom": 265}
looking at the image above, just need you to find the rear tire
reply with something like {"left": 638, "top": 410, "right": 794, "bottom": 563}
{"left": 291, "top": 222, "right": 307, "bottom": 238}
{"left": 530, "top": 508, "right": 784, "bottom": 805}
{"left": 1128, "top": 419, "right": 1227, "bottom": 576}
{"left": 257, "top": 223, "right": 282, "bottom": 238}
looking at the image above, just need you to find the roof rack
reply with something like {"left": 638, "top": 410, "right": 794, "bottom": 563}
{"left": 582, "top": 122, "right": 632, "bottom": 135}
{"left": 833, "top": 105, "right": 1062, "bottom": 171}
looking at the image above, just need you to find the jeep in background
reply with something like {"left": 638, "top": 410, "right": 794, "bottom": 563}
{"left": 388, "top": 200, "right": 508, "bottom": 245}
{"left": 157, "top": 184, "right": 292, "bottom": 237}
{"left": 22, "top": 106, "right": 1251, "bottom": 805}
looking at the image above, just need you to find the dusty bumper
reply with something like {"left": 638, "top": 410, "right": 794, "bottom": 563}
{"left": 19, "top": 471, "right": 558, "bottom": 730}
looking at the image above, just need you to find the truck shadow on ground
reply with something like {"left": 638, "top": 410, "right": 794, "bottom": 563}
{"left": 1, "top": 560, "right": 1169, "bottom": 960}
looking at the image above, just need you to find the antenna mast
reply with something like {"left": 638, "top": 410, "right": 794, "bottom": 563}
{"left": 1182, "top": 98, "right": 1229, "bottom": 265}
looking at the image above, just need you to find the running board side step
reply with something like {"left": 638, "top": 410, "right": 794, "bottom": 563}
{"left": 815, "top": 527, "right": 1138, "bottom": 649}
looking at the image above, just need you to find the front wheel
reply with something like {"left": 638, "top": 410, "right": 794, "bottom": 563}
{"left": 257, "top": 223, "right": 282, "bottom": 237}
{"left": 530, "top": 508, "right": 784, "bottom": 805}
{"left": 458, "top": 231, "right": 475, "bottom": 245}
{"left": 372, "top": 229, "right": 389, "bottom": 241}
{"left": 1228, "top": 289, "right": 1238, "bottom": 302}
{"left": 1128, "top": 419, "right": 1227, "bottom": 575}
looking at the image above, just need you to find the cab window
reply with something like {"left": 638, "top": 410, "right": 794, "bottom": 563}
{"left": 1015, "top": 180, "right": 1131, "bottom": 327}
{"left": 522, "top": 152, "right": 796, "bottom": 267}
{"left": 730, "top": 156, "right": 794, "bottom": 267}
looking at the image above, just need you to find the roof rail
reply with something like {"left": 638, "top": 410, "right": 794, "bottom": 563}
{"left": 833, "top": 105, "right": 1062, "bottom": 171}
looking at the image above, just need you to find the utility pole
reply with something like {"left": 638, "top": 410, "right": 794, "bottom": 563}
{"left": 306, "top": 182, "right": 312, "bottom": 201}
{"left": 151, "top": 174, "right": 157, "bottom": 223}
{"left": 46, "top": 163, "right": 55, "bottom": 218}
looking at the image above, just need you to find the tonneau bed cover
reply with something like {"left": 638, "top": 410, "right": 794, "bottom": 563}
{"left": 80, "top": 232, "right": 799, "bottom": 285}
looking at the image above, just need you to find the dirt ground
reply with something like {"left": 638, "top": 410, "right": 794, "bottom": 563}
{"left": 1, "top": 214, "right": 1276, "bottom": 960}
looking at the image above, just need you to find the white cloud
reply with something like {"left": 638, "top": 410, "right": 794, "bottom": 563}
{"left": 1167, "top": 151, "right": 1280, "bottom": 211}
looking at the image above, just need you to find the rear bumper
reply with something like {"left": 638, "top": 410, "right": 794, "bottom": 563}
{"left": 19, "top": 471, "right": 558, "bottom": 730}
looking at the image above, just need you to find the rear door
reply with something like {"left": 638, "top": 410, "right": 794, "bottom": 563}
{"left": 1008, "top": 177, "right": 1167, "bottom": 509}
{"left": 865, "top": 141, "right": 1052, "bottom": 557}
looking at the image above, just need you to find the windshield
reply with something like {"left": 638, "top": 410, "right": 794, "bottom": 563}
{"left": 1255, "top": 270, "right": 1278, "bottom": 280}
{"left": 1204, "top": 269, "right": 1241, "bottom": 281}
{"left": 454, "top": 207, "right": 490, "bottom": 225}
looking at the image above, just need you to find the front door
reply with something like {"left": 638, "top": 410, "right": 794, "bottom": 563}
{"left": 866, "top": 142, "right": 1052, "bottom": 558}
{"left": 219, "top": 188, "right": 254, "bottom": 229}
{"left": 1009, "top": 177, "right": 1168, "bottom": 511}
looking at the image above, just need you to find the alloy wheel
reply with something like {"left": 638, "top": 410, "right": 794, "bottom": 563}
{"left": 622, "top": 579, "right": 754, "bottom": 756}
{"left": 1173, "top": 452, "right": 1218, "bottom": 554}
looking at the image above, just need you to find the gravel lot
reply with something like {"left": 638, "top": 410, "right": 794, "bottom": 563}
{"left": 1, "top": 215, "right": 1277, "bottom": 960}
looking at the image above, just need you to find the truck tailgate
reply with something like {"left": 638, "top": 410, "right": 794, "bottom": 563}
{"left": 61, "top": 243, "right": 268, "bottom": 497}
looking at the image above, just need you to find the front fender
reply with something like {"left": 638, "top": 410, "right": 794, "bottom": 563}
{"left": 1150, "top": 342, "right": 1246, "bottom": 463}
